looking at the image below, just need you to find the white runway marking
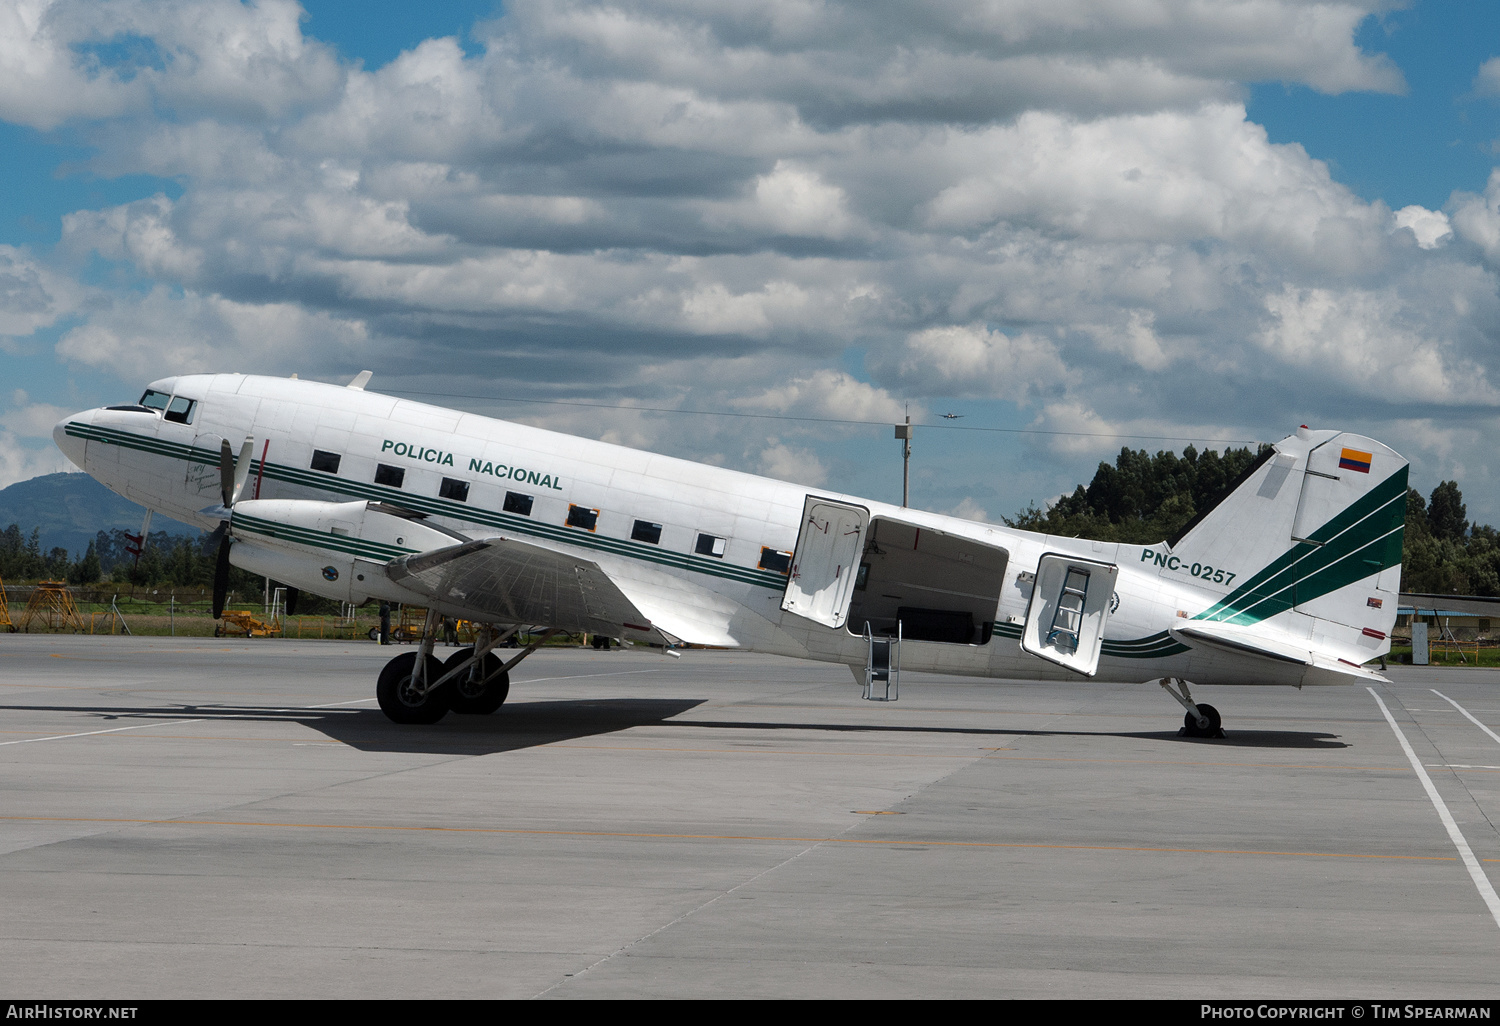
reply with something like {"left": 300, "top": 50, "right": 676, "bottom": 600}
{"left": 0, "top": 718, "right": 206, "bottom": 747}
{"left": 1369, "top": 687, "right": 1500, "bottom": 930}
{"left": 1432, "top": 690, "right": 1500, "bottom": 747}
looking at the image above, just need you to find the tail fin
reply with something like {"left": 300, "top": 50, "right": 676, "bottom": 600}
{"left": 1166, "top": 428, "right": 1406, "bottom": 661}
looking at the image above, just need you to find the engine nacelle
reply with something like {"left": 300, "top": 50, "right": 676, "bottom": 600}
{"left": 227, "top": 498, "right": 468, "bottom": 605}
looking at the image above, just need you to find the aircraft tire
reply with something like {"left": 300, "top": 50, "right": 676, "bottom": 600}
{"left": 445, "top": 649, "right": 510, "bottom": 714}
{"left": 1182, "top": 703, "right": 1223, "bottom": 738}
{"left": 377, "top": 652, "right": 450, "bottom": 724}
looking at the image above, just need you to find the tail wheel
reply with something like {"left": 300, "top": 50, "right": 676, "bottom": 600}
{"left": 376, "top": 652, "right": 449, "bottom": 724}
{"left": 1182, "top": 703, "right": 1223, "bottom": 738}
{"left": 444, "top": 648, "right": 510, "bottom": 715}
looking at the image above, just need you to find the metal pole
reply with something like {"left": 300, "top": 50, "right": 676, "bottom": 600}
{"left": 894, "top": 416, "right": 912, "bottom": 508}
{"left": 904, "top": 415, "right": 910, "bottom": 508}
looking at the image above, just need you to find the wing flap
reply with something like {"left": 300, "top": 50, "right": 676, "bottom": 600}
{"left": 385, "top": 537, "right": 668, "bottom": 644}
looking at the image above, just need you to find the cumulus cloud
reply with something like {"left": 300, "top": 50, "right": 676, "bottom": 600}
{"left": 7, "top": 0, "right": 1500, "bottom": 516}
{"left": 496, "top": 0, "right": 1403, "bottom": 128}
{"left": 1, "top": 389, "right": 72, "bottom": 437}
{"left": 870, "top": 324, "right": 1073, "bottom": 400}
{"left": 1473, "top": 56, "right": 1500, "bottom": 98}
{"left": 948, "top": 496, "right": 990, "bottom": 523}
{"left": 0, "top": 0, "right": 342, "bottom": 130}
{"left": 922, "top": 104, "right": 1387, "bottom": 270}
{"left": 1392, "top": 205, "right": 1452, "bottom": 249}
{"left": 0, "top": 245, "right": 82, "bottom": 339}
{"left": 732, "top": 370, "right": 907, "bottom": 424}
{"left": 55, "top": 286, "right": 369, "bottom": 381}
{"left": 756, "top": 442, "right": 827, "bottom": 486}
{"left": 1449, "top": 170, "right": 1500, "bottom": 264}
{"left": 1257, "top": 285, "right": 1500, "bottom": 406}
{"left": 0, "top": 430, "right": 73, "bottom": 489}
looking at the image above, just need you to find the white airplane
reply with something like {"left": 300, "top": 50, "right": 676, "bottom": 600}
{"left": 54, "top": 372, "right": 1407, "bottom": 735}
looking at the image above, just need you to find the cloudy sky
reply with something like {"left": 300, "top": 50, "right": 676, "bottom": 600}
{"left": 3, "top": 0, "right": 1500, "bottom": 529}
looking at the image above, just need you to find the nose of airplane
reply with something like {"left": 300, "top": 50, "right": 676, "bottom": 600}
{"left": 54, "top": 410, "right": 91, "bottom": 471}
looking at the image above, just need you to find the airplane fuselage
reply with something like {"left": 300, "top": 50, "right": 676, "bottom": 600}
{"left": 56, "top": 373, "right": 1401, "bottom": 691}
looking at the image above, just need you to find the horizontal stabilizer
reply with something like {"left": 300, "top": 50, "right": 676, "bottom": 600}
{"left": 1170, "top": 619, "right": 1389, "bottom": 684}
{"left": 1170, "top": 620, "right": 1313, "bottom": 665}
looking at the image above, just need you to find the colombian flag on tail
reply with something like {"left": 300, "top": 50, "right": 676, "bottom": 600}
{"left": 1339, "top": 448, "right": 1373, "bottom": 473}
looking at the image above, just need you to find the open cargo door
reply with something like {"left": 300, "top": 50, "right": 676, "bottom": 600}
{"left": 843, "top": 517, "right": 1008, "bottom": 644}
{"left": 1021, "top": 553, "right": 1119, "bottom": 676}
{"left": 781, "top": 497, "right": 869, "bottom": 629}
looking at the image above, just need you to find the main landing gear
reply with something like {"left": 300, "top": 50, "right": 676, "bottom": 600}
{"left": 1158, "top": 677, "right": 1225, "bottom": 739}
{"left": 375, "top": 612, "right": 560, "bottom": 724}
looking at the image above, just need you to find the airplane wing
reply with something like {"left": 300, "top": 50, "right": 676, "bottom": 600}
{"left": 384, "top": 537, "right": 677, "bottom": 646}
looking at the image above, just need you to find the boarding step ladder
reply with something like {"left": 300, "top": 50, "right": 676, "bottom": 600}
{"left": 863, "top": 620, "right": 901, "bottom": 701}
{"left": 1045, "top": 567, "right": 1091, "bottom": 656}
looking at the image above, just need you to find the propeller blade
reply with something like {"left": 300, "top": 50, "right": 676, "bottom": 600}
{"left": 219, "top": 439, "right": 235, "bottom": 509}
{"left": 284, "top": 587, "right": 299, "bottom": 617}
{"left": 231, "top": 436, "right": 254, "bottom": 506}
{"left": 212, "top": 533, "right": 231, "bottom": 620}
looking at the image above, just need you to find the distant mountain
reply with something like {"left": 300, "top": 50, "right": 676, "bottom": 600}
{"left": 0, "top": 473, "right": 201, "bottom": 557}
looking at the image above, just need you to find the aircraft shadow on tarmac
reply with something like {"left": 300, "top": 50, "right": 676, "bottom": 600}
{"left": 656, "top": 719, "right": 1350, "bottom": 750}
{"left": 3, "top": 699, "right": 708, "bottom": 756}
{"left": 6, "top": 701, "right": 1348, "bottom": 753}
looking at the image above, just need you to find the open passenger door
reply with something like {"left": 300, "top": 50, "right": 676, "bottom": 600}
{"left": 781, "top": 497, "right": 870, "bottom": 629}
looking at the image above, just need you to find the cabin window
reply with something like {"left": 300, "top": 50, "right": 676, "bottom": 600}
{"left": 504, "top": 492, "right": 533, "bottom": 516}
{"left": 567, "top": 504, "right": 599, "bottom": 531}
{"left": 375, "top": 464, "right": 405, "bottom": 488}
{"left": 163, "top": 396, "right": 196, "bottom": 425}
{"left": 310, "top": 450, "right": 341, "bottom": 474}
{"left": 695, "top": 533, "right": 726, "bottom": 558}
{"left": 139, "top": 389, "right": 170, "bottom": 411}
{"left": 439, "top": 478, "right": 469, "bottom": 502}
{"left": 759, "top": 547, "right": 792, "bottom": 574}
{"left": 632, "top": 520, "right": 662, "bottom": 544}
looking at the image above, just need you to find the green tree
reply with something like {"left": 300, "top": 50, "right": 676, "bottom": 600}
{"left": 1427, "top": 481, "right": 1468, "bottom": 542}
{"left": 67, "top": 541, "right": 101, "bottom": 585}
{"left": 1006, "top": 444, "right": 1269, "bottom": 544}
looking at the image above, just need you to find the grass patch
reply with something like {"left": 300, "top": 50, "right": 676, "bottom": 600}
{"left": 1386, "top": 645, "right": 1500, "bottom": 668}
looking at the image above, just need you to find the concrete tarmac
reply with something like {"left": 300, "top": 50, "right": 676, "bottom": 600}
{"left": 1, "top": 635, "right": 1498, "bottom": 999}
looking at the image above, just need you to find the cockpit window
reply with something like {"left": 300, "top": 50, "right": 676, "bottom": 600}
{"left": 140, "top": 390, "right": 170, "bottom": 411}
{"left": 164, "top": 396, "right": 196, "bottom": 425}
